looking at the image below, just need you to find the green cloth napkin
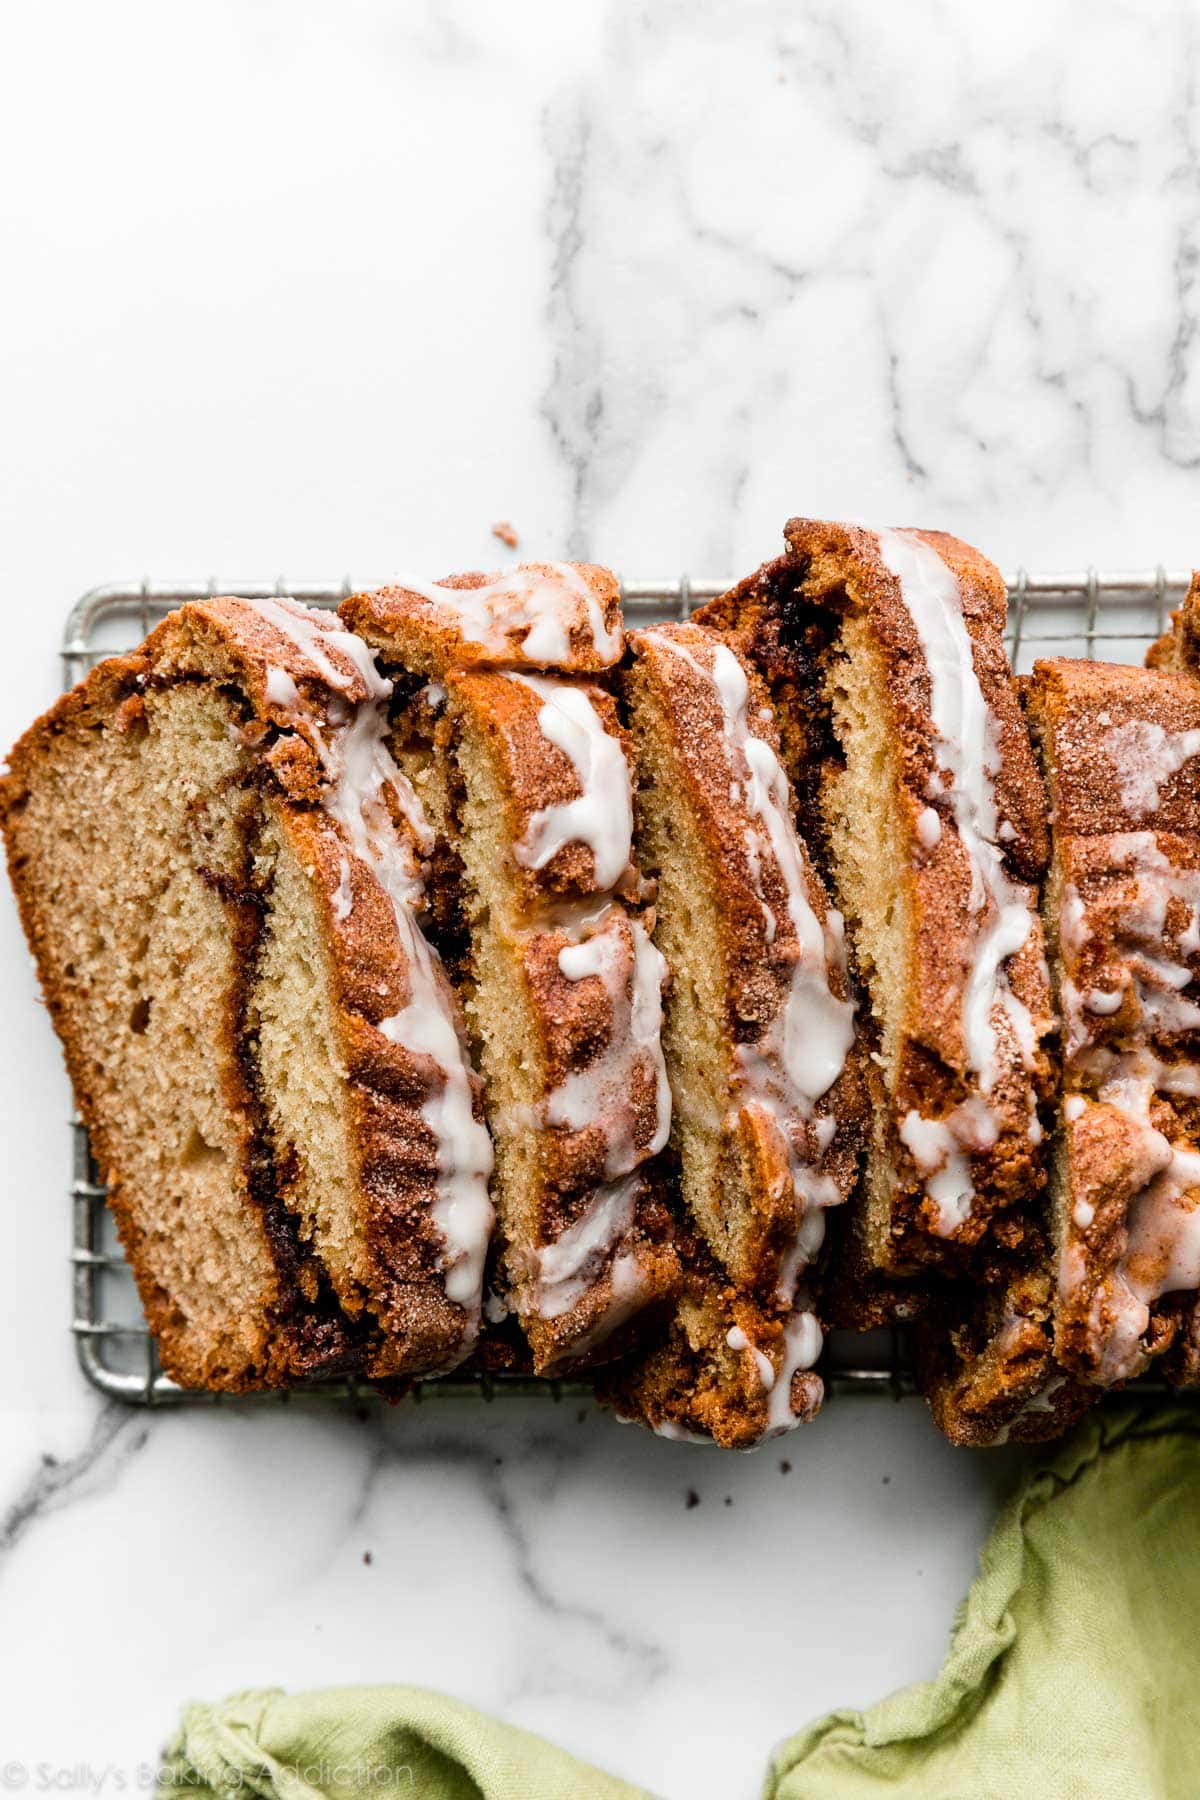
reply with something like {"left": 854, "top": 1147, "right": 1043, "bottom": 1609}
{"left": 161, "top": 1406, "right": 1200, "bottom": 1800}
{"left": 767, "top": 1404, "right": 1200, "bottom": 1799}
{"left": 159, "top": 1685, "right": 651, "bottom": 1800}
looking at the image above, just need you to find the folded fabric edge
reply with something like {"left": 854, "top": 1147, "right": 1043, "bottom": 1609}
{"left": 160, "top": 1683, "right": 658, "bottom": 1800}
{"left": 763, "top": 1403, "right": 1200, "bottom": 1795}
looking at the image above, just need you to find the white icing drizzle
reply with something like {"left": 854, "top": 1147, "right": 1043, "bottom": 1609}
{"left": 394, "top": 564, "right": 622, "bottom": 668}
{"left": 1074, "top": 1047, "right": 1200, "bottom": 1101}
{"left": 1114, "top": 834, "right": 1200, "bottom": 947}
{"left": 655, "top": 630, "right": 855, "bottom": 1298}
{"left": 332, "top": 852, "right": 353, "bottom": 923}
{"left": 556, "top": 1249, "right": 651, "bottom": 1363}
{"left": 496, "top": 676, "right": 667, "bottom": 1340}
{"left": 533, "top": 1172, "right": 645, "bottom": 1319}
{"left": 1060, "top": 888, "right": 1087, "bottom": 956}
{"left": 711, "top": 645, "right": 855, "bottom": 1105}
{"left": 1103, "top": 718, "right": 1200, "bottom": 815}
{"left": 652, "top": 1417, "right": 712, "bottom": 1445}
{"left": 1056, "top": 805, "right": 1200, "bottom": 1384}
{"left": 876, "top": 530, "right": 1036, "bottom": 1095}
{"left": 246, "top": 597, "right": 494, "bottom": 1342}
{"left": 558, "top": 935, "right": 612, "bottom": 981}
{"left": 992, "top": 1369, "right": 1068, "bottom": 1444}
{"left": 1110, "top": 1141, "right": 1200, "bottom": 1370}
{"left": 508, "top": 674, "right": 634, "bottom": 893}
{"left": 718, "top": 1309, "right": 824, "bottom": 1442}
{"left": 550, "top": 914, "right": 671, "bottom": 1177}
{"left": 876, "top": 530, "right": 1046, "bottom": 1232}
{"left": 726, "top": 1324, "right": 775, "bottom": 1390}
{"left": 1086, "top": 988, "right": 1123, "bottom": 1016}
{"left": 1060, "top": 836, "right": 1200, "bottom": 1057}
{"left": 250, "top": 596, "right": 381, "bottom": 697}
{"left": 916, "top": 806, "right": 942, "bottom": 850}
{"left": 762, "top": 1309, "right": 823, "bottom": 1438}
{"left": 1063, "top": 1081, "right": 1200, "bottom": 1384}
{"left": 265, "top": 665, "right": 299, "bottom": 708}
{"left": 898, "top": 1098, "right": 999, "bottom": 1236}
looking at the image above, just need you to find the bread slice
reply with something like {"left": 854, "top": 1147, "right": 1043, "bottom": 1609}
{"left": 1, "top": 596, "right": 493, "bottom": 1388}
{"left": 620, "top": 623, "right": 861, "bottom": 1296}
{"left": 694, "top": 522, "right": 1055, "bottom": 1288}
{"left": 593, "top": 622, "right": 863, "bottom": 1446}
{"left": 343, "top": 567, "right": 678, "bottom": 1374}
{"left": 1028, "top": 656, "right": 1200, "bottom": 1387}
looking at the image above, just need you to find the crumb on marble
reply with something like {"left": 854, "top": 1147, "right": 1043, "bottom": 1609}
{"left": 492, "top": 520, "right": 519, "bottom": 548}
{"left": 685, "top": 1488, "right": 700, "bottom": 1510}
{"left": 362, "top": 1550, "right": 373, "bottom": 1566}
{"left": 779, "top": 1460, "right": 791, "bottom": 1475}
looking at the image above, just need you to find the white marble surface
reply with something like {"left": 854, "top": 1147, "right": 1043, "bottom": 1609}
{"left": 1, "top": 2, "right": 1197, "bottom": 1793}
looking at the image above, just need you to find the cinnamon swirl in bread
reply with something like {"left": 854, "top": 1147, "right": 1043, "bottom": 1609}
{"left": 1029, "top": 656, "right": 1200, "bottom": 1388}
{"left": 0, "top": 597, "right": 493, "bottom": 1388}
{"left": 343, "top": 566, "right": 678, "bottom": 1374}
{"left": 694, "top": 523, "right": 1055, "bottom": 1293}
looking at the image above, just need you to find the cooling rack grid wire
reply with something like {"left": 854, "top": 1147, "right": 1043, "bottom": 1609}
{"left": 63, "top": 568, "right": 1187, "bottom": 1405}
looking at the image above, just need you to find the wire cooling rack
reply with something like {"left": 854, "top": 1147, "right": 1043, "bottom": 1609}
{"left": 64, "top": 567, "right": 1187, "bottom": 1405}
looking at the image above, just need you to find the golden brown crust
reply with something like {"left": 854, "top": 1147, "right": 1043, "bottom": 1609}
{"left": 342, "top": 564, "right": 623, "bottom": 677}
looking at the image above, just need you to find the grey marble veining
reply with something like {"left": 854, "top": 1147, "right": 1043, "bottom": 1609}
{"left": 2, "top": 2, "right": 1199, "bottom": 1795}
